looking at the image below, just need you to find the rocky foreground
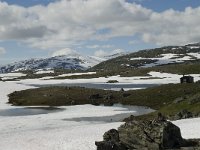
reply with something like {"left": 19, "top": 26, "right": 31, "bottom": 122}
{"left": 95, "top": 113, "right": 200, "bottom": 150}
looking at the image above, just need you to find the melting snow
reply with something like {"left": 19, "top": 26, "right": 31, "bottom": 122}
{"left": 35, "top": 70, "right": 55, "bottom": 74}
{"left": 130, "top": 53, "right": 196, "bottom": 68}
{"left": 173, "top": 117, "right": 200, "bottom": 139}
{"left": 58, "top": 72, "right": 96, "bottom": 77}
{"left": 0, "top": 73, "right": 26, "bottom": 80}
{"left": 188, "top": 53, "right": 200, "bottom": 59}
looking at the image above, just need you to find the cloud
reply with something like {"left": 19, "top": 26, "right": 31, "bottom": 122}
{"left": 51, "top": 48, "right": 78, "bottom": 57}
{"left": 86, "top": 45, "right": 100, "bottom": 49}
{"left": 140, "top": 7, "right": 200, "bottom": 45}
{"left": 0, "top": 0, "right": 200, "bottom": 50}
{"left": 86, "top": 44, "right": 113, "bottom": 49}
{"left": 102, "top": 45, "right": 114, "bottom": 48}
{"left": 94, "top": 50, "right": 108, "bottom": 57}
{"left": 0, "top": 47, "right": 6, "bottom": 55}
{"left": 94, "top": 49, "right": 125, "bottom": 57}
{"left": 129, "top": 40, "right": 140, "bottom": 45}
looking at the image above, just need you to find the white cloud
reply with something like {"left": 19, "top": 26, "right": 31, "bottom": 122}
{"left": 94, "top": 50, "right": 108, "bottom": 57}
{"left": 87, "top": 44, "right": 113, "bottom": 49}
{"left": 94, "top": 49, "right": 125, "bottom": 57}
{"left": 129, "top": 40, "right": 140, "bottom": 45}
{"left": 112, "top": 49, "right": 125, "bottom": 54}
{"left": 86, "top": 45, "right": 100, "bottom": 49}
{"left": 0, "top": 47, "right": 6, "bottom": 55}
{"left": 102, "top": 45, "right": 114, "bottom": 48}
{"left": 51, "top": 48, "right": 78, "bottom": 57}
{"left": 0, "top": 0, "right": 200, "bottom": 50}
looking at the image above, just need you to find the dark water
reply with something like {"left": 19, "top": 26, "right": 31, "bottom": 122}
{"left": 0, "top": 107, "right": 64, "bottom": 117}
{"left": 30, "top": 83, "right": 159, "bottom": 90}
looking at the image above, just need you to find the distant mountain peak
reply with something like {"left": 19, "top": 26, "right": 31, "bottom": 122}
{"left": 0, "top": 50, "right": 124, "bottom": 73}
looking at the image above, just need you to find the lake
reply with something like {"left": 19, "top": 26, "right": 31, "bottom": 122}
{"left": 29, "top": 83, "right": 160, "bottom": 91}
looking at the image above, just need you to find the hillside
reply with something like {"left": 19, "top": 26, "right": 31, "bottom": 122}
{"left": 90, "top": 43, "right": 200, "bottom": 76}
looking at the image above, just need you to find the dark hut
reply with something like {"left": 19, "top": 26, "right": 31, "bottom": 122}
{"left": 180, "top": 75, "right": 194, "bottom": 83}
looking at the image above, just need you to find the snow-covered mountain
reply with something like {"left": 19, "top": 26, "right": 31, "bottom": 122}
{"left": 0, "top": 51, "right": 121, "bottom": 73}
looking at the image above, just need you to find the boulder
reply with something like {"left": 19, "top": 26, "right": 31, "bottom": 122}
{"left": 123, "top": 115, "right": 135, "bottom": 122}
{"left": 96, "top": 113, "right": 199, "bottom": 150}
{"left": 95, "top": 141, "right": 127, "bottom": 150}
{"left": 119, "top": 121, "right": 185, "bottom": 149}
{"left": 103, "top": 94, "right": 114, "bottom": 106}
{"left": 95, "top": 129, "right": 128, "bottom": 150}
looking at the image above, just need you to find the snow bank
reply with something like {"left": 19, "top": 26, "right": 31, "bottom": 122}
{"left": 0, "top": 73, "right": 26, "bottom": 80}
{"left": 0, "top": 82, "right": 36, "bottom": 108}
{"left": 188, "top": 53, "right": 200, "bottom": 59}
{"left": 173, "top": 117, "right": 200, "bottom": 139}
{"left": 35, "top": 70, "right": 54, "bottom": 74}
{"left": 58, "top": 72, "right": 96, "bottom": 77}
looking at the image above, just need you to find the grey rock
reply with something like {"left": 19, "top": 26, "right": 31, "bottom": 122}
{"left": 103, "top": 129, "right": 120, "bottom": 142}
{"left": 96, "top": 113, "right": 200, "bottom": 150}
{"left": 95, "top": 129, "right": 128, "bottom": 150}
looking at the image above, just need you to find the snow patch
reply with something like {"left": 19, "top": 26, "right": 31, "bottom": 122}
{"left": 187, "top": 53, "right": 200, "bottom": 59}
{"left": 130, "top": 53, "right": 195, "bottom": 68}
{"left": 173, "top": 117, "right": 200, "bottom": 139}
{"left": 35, "top": 70, "right": 54, "bottom": 74}
{"left": 0, "top": 73, "right": 26, "bottom": 80}
{"left": 58, "top": 72, "right": 96, "bottom": 77}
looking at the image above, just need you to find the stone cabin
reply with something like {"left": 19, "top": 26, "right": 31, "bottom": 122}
{"left": 180, "top": 75, "right": 194, "bottom": 83}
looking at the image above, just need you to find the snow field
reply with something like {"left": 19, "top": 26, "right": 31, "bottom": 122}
{"left": 0, "top": 81, "right": 151, "bottom": 150}
{"left": 0, "top": 71, "right": 200, "bottom": 150}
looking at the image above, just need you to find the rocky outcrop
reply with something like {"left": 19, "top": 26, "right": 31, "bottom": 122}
{"left": 103, "top": 94, "right": 114, "bottom": 106}
{"left": 95, "top": 129, "right": 128, "bottom": 150}
{"left": 96, "top": 113, "right": 200, "bottom": 150}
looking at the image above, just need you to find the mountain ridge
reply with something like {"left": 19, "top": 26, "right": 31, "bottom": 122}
{"left": 0, "top": 51, "right": 125, "bottom": 73}
{"left": 91, "top": 43, "right": 200, "bottom": 72}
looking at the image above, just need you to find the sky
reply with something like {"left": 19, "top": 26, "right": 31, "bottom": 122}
{"left": 0, "top": 0, "right": 200, "bottom": 65}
